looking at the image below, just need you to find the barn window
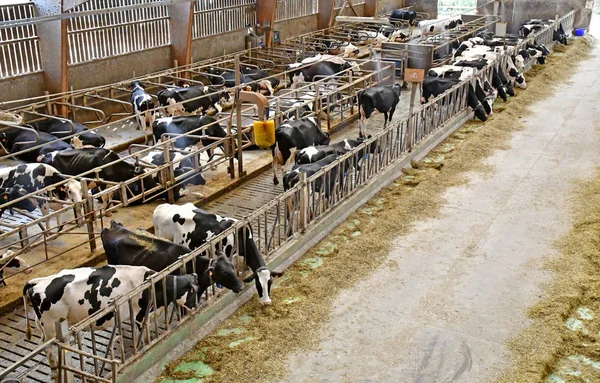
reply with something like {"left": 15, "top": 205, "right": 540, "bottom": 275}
{"left": 67, "top": 0, "right": 171, "bottom": 65}
{"left": 0, "top": 1, "right": 42, "bottom": 79}
{"left": 192, "top": 0, "right": 257, "bottom": 39}
{"left": 275, "top": 0, "right": 317, "bottom": 22}
{"left": 438, "top": 0, "right": 477, "bottom": 16}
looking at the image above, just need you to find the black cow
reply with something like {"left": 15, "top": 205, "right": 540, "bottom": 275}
{"left": 210, "top": 71, "right": 279, "bottom": 95}
{"left": 357, "top": 84, "right": 401, "bottom": 138}
{"left": 0, "top": 128, "right": 72, "bottom": 163}
{"left": 153, "top": 203, "right": 283, "bottom": 305}
{"left": 0, "top": 186, "right": 37, "bottom": 217}
{"left": 271, "top": 117, "right": 330, "bottom": 184}
{"left": 287, "top": 59, "right": 356, "bottom": 89}
{"left": 23, "top": 265, "right": 199, "bottom": 370}
{"left": 102, "top": 220, "right": 243, "bottom": 295}
{"left": 130, "top": 81, "right": 156, "bottom": 132}
{"left": 389, "top": 9, "right": 417, "bottom": 27}
{"left": 152, "top": 115, "right": 226, "bottom": 162}
{"left": 30, "top": 119, "right": 106, "bottom": 148}
{"left": 157, "top": 85, "right": 231, "bottom": 117}
{"left": 421, "top": 77, "right": 487, "bottom": 122}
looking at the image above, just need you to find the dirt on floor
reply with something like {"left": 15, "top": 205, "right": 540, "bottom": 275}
{"left": 156, "top": 38, "right": 595, "bottom": 383}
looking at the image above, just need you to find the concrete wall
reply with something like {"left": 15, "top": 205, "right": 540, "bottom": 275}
{"left": 404, "top": 0, "right": 438, "bottom": 18}
{"left": 478, "top": 0, "right": 592, "bottom": 33}
{"left": 0, "top": 72, "right": 45, "bottom": 105}
{"left": 69, "top": 46, "right": 172, "bottom": 90}
{"left": 1, "top": 0, "right": 405, "bottom": 104}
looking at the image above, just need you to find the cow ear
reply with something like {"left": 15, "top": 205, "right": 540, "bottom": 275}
{"left": 207, "top": 266, "right": 214, "bottom": 278}
{"left": 271, "top": 270, "right": 284, "bottom": 278}
{"left": 243, "top": 274, "right": 256, "bottom": 283}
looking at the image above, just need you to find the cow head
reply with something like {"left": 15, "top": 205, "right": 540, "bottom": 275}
{"left": 129, "top": 81, "right": 145, "bottom": 90}
{"left": 172, "top": 273, "right": 200, "bottom": 309}
{"left": 243, "top": 266, "right": 283, "bottom": 306}
{"left": 0, "top": 186, "right": 36, "bottom": 215}
{"left": 513, "top": 55, "right": 525, "bottom": 71}
{"left": 209, "top": 253, "right": 244, "bottom": 293}
{"left": 0, "top": 250, "right": 32, "bottom": 286}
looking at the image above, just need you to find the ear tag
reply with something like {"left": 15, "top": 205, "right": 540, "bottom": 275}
{"left": 209, "top": 271, "right": 213, "bottom": 277}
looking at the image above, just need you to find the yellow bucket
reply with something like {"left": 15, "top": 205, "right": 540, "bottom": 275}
{"left": 254, "top": 120, "right": 276, "bottom": 149}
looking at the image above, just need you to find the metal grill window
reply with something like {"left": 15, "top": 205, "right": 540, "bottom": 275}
{"left": 0, "top": 2, "right": 42, "bottom": 79}
{"left": 334, "top": 0, "right": 365, "bottom": 10}
{"left": 275, "top": 0, "right": 317, "bottom": 22}
{"left": 192, "top": 0, "right": 256, "bottom": 39}
{"left": 67, "top": 0, "right": 170, "bottom": 65}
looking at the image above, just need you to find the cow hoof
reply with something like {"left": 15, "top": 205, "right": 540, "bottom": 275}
{"left": 273, "top": 178, "right": 279, "bottom": 185}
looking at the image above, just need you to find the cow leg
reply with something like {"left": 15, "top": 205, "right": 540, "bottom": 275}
{"left": 383, "top": 111, "right": 389, "bottom": 127}
{"left": 388, "top": 105, "right": 397, "bottom": 125}
{"left": 272, "top": 159, "right": 279, "bottom": 185}
{"left": 359, "top": 105, "right": 366, "bottom": 138}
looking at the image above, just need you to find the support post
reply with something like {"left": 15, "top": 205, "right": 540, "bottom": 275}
{"left": 55, "top": 318, "right": 74, "bottom": 383}
{"left": 234, "top": 55, "right": 246, "bottom": 177}
{"left": 35, "top": 0, "right": 68, "bottom": 116}
{"left": 256, "top": 0, "right": 277, "bottom": 48}
{"left": 364, "top": 0, "right": 377, "bottom": 17}
{"left": 298, "top": 172, "right": 308, "bottom": 233}
{"left": 318, "top": 0, "right": 336, "bottom": 30}
{"left": 168, "top": 1, "right": 195, "bottom": 72}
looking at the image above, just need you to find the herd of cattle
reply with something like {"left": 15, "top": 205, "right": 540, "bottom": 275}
{"left": 0, "top": 11, "right": 570, "bottom": 372}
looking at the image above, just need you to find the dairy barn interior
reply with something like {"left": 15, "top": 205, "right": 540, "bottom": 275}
{"left": 0, "top": 0, "right": 598, "bottom": 382}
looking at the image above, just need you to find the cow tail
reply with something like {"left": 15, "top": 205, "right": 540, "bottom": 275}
{"left": 274, "top": 141, "right": 283, "bottom": 165}
{"left": 23, "top": 284, "right": 32, "bottom": 340}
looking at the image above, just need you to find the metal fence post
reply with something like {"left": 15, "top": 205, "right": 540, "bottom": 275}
{"left": 161, "top": 136, "right": 176, "bottom": 204}
{"left": 234, "top": 54, "right": 246, "bottom": 177}
{"left": 55, "top": 318, "right": 74, "bottom": 383}
{"left": 81, "top": 180, "right": 96, "bottom": 252}
{"left": 298, "top": 172, "right": 308, "bottom": 233}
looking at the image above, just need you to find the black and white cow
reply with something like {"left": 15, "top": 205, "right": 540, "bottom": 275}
{"left": 102, "top": 220, "right": 243, "bottom": 294}
{"left": 286, "top": 56, "right": 357, "bottom": 89}
{"left": 389, "top": 9, "right": 417, "bottom": 27}
{"left": 130, "top": 81, "right": 156, "bottom": 132}
{"left": 40, "top": 148, "right": 159, "bottom": 207}
{"left": 418, "top": 17, "right": 463, "bottom": 34}
{"left": 152, "top": 115, "right": 227, "bottom": 164}
{"left": 156, "top": 85, "right": 231, "bottom": 117}
{"left": 210, "top": 71, "right": 279, "bottom": 96}
{"left": 139, "top": 148, "right": 206, "bottom": 199}
{"left": 505, "top": 56, "right": 527, "bottom": 89}
{"left": 0, "top": 250, "right": 32, "bottom": 286}
{"left": 422, "top": 76, "right": 487, "bottom": 122}
{"left": 283, "top": 154, "right": 345, "bottom": 208}
{"left": 271, "top": 117, "right": 330, "bottom": 185}
{"left": 554, "top": 23, "right": 568, "bottom": 45}
{"left": 427, "top": 65, "right": 496, "bottom": 116}
{"left": 153, "top": 203, "right": 282, "bottom": 305}
{"left": 23, "top": 265, "right": 199, "bottom": 369}
{"left": 0, "top": 128, "right": 72, "bottom": 163}
{"left": 0, "top": 164, "right": 83, "bottom": 209}
{"left": 0, "top": 185, "right": 37, "bottom": 217}
{"left": 30, "top": 119, "right": 106, "bottom": 148}
{"left": 357, "top": 84, "right": 401, "bottom": 138}
{"left": 295, "top": 137, "right": 370, "bottom": 165}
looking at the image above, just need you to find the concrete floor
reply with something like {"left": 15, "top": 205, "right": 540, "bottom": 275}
{"left": 282, "top": 41, "right": 600, "bottom": 382}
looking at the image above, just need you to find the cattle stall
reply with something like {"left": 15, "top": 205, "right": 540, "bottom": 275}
{"left": 0, "top": 8, "right": 579, "bottom": 383}
{"left": 0, "top": 57, "right": 390, "bottom": 279}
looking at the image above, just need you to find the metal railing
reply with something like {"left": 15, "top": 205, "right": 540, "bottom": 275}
{"left": 192, "top": 0, "right": 256, "bottom": 39}
{"left": 67, "top": 0, "right": 171, "bottom": 65}
{"left": 275, "top": 0, "right": 317, "bottom": 22}
{"left": 0, "top": 2, "right": 42, "bottom": 79}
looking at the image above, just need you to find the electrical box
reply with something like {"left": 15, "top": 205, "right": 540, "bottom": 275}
{"left": 273, "top": 30, "right": 281, "bottom": 45}
{"left": 246, "top": 34, "right": 266, "bottom": 49}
